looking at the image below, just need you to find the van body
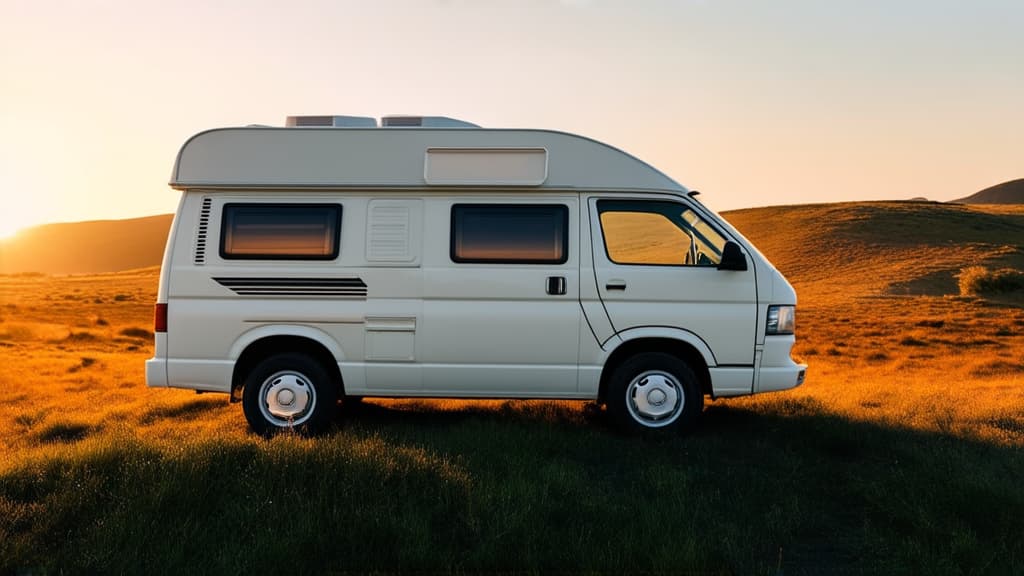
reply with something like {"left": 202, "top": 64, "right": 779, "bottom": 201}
{"left": 146, "top": 116, "right": 806, "bottom": 435}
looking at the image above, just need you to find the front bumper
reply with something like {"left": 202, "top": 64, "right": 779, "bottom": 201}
{"left": 757, "top": 362, "right": 807, "bottom": 393}
{"left": 756, "top": 334, "right": 807, "bottom": 393}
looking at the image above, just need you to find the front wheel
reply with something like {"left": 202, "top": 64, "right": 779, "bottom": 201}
{"left": 607, "top": 352, "right": 703, "bottom": 435}
{"left": 242, "top": 353, "right": 338, "bottom": 436}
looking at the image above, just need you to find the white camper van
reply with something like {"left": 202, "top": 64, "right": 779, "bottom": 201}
{"left": 146, "top": 115, "right": 806, "bottom": 435}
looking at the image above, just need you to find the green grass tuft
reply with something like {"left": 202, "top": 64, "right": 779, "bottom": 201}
{"left": 959, "top": 266, "right": 1024, "bottom": 296}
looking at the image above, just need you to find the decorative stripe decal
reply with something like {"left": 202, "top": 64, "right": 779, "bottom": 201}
{"left": 194, "top": 197, "right": 212, "bottom": 265}
{"left": 213, "top": 277, "right": 367, "bottom": 298}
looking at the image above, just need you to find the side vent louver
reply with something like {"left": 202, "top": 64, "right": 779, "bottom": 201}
{"left": 194, "top": 197, "right": 212, "bottom": 265}
{"left": 365, "top": 200, "right": 422, "bottom": 266}
{"left": 367, "top": 205, "right": 411, "bottom": 262}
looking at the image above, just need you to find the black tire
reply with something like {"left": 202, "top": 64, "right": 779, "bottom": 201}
{"left": 241, "top": 353, "right": 338, "bottom": 436}
{"left": 339, "top": 395, "right": 364, "bottom": 414}
{"left": 606, "top": 352, "right": 703, "bottom": 435}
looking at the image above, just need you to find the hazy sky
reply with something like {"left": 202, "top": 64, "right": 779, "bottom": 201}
{"left": 2, "top": 0, "right": 1022, "bottom": 238}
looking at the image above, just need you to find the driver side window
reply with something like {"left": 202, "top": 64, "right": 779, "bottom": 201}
{"left": 597, "top": 200, "right": 726, "bottom": 266}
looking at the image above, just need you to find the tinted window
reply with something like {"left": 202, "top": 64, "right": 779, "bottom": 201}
{"left": 597, "top": 200, "right": 726, "bottom": 266}
{"left": 451, "top": 204, "right": 568, "bottom": 264}
{"left": 221, "top": 204, "right": 341, "bottom": 260}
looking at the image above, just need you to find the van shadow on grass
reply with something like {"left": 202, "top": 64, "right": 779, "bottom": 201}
{"left": 335, "top": 397, "right": 1023, "bottom": 575}
{"left": 2, "top": 398, "right": 1022, "bottom": 576}
{"left": 336, "top": 398, "right": 602, "bottom": 431}
{"left": 139, "top": 398, "right": 227, "bottom": 425}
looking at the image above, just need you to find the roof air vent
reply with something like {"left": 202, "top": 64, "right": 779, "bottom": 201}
{"left": 381, "top": 116, "right": 480, "bottom": 128}
{"left": 285, "top": 115, "right": 378, "bottom": 128}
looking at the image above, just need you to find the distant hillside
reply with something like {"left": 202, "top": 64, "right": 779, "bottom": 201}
{"left": 3, "top": 203, "right": 1023, "bottom": 305}
{"left": 723, "top": 202, "right": 1024, "bottom": 303}
{"left": 954, "top": 179, "right": 1024, "bottom": 204}
{"left": 0, "top": 214, "right": 172, "bottom": 275}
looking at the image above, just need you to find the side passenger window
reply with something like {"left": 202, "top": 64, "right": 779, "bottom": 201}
{"left": 221, "top": 203, "right": 342, "bottom": 260}
{"left": 451, "top": 204, "right": 568, "bottom": 264}
{"left": 597, "top": 200, "right": 726, "bottom": 266}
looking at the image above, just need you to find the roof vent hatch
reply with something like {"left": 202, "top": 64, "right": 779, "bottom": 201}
{"left": 285, "top": 115, "right": 378, "bottom": 128}
{"left": 381, "top": 115, "right": 480, "bottom": 128}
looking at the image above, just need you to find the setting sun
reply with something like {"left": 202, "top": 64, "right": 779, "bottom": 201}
{"left": 0, "top": 199, "right": 53, "bottom": 241}
{"left": 0, "top": 215, "right": 29, "bottom": 241}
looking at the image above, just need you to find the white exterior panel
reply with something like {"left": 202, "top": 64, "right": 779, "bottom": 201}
{"left": 586, "top": 195, "right": 758, "bottom": 367}
{"left": 424, "top": 147, "right": 548, "bottom": 186}
{"left": 172, "top": 128, "right": 684, "bottom": 193}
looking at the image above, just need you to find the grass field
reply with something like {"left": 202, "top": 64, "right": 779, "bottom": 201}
{"left": 2, "top": 203, "right": 1023, "bottom": 575}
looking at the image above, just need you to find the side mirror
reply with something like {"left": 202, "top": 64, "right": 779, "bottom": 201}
{"left": 717, "top": 241, "right": 747, "bottom": 271}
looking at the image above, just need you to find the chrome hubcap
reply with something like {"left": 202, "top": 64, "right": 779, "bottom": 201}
{"left": 626, "top": 370, "right": 683, "bottom": 427}
{"left": 258, "top": 370, "right": 315, "bottom": 426}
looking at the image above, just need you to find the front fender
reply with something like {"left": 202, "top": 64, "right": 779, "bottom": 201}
{"left": 604, "top": 326, "right": 717, "bottom": 367}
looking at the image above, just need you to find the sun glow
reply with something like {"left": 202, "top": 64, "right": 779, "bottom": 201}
{"left": 0, "top": 218, "right": 29, "bottom": 241}
{"left": 0, "top": 198, "right": 51, "bottom": 241}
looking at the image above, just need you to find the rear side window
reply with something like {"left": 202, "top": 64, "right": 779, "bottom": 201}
{"left": 451, "top": 204, "right": 568, "bottom": 264}
{"left": 220, "top": 204, "right": 342, "bottom": 260}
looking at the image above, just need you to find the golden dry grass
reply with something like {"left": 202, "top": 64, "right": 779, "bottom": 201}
{"left": 0, "top": 269, "right": 600, "bottom": 469}
{"left": 2, "top": 203, "right": 1022, "bottom": 467}
{"left": 1, "top": 202, "right": 1023, "bottom": 574}
{"left": 730, "top": 202, "right": 1024, "bottom": 445}
{"left": 0, "top": 269, "right": 245, "bottom": 468}
{"left": 746, "top": 296, "right": 1024, "bottom": 446}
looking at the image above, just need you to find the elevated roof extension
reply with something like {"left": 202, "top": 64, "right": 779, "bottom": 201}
{"left": 171, "top": 127, "right": 686, "bottom": 193}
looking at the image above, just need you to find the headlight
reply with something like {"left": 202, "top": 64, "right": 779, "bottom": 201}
{"left": 766, "top": 305, "right": 795, "bottom": 335}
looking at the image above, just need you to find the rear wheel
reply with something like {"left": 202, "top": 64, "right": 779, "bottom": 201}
{"left": 607, "top": 352, "right": 702, "bottom": 434}
{"left": 242, "top": 353, "right": 337, "bottom": 436}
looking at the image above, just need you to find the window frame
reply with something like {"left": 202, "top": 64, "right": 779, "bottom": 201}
{"left": 449, "top": 203, "right": 570, "bottom": 265}
{"left": 596, "top": 199, "right": 728, "bottom": 268}
{"left": 219, "top": 202, "right": 343, "bottom": 261}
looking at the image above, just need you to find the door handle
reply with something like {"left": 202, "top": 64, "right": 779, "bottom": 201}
{"left": 546, "top": 276, "right": 566, "bottom": 295}
{"left": 605, "top": 279, "right": 627, "bottom": 291}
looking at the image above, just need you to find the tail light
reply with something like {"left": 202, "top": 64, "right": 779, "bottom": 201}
{"left": 154, "top": 303, "right": 167, "bottom": 333}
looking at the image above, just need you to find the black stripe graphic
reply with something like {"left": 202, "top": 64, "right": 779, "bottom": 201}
{"left": 213, "top": 277, "right": 367, "bottom": 298}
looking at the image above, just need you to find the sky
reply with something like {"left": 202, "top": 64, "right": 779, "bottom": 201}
{"left": 2, "top": 0, "right": 1022, "bottom": 239}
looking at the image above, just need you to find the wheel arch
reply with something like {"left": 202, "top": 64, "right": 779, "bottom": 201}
{"left": 229, "top": 326, "right": 344, "bottom": 402}
{"left": 598, "top": 330, "right": 714, "bottom": 404}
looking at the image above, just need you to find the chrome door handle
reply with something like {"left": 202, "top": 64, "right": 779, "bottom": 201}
{"left": 546, "top": 276, "right": 566, "bottom": 295}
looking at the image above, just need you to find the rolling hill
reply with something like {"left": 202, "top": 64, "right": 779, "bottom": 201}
{"left": 0, "top": 214, "right": 173, "bottom": 275}
{"left": 953, "top": 178, "right": 1024, "bottom": 204}
{"left": 2, "top": 203, "right": 1023, "bottom": 304}
{"left": 724, "top": 201, "right": 1024, "bottom": 302}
